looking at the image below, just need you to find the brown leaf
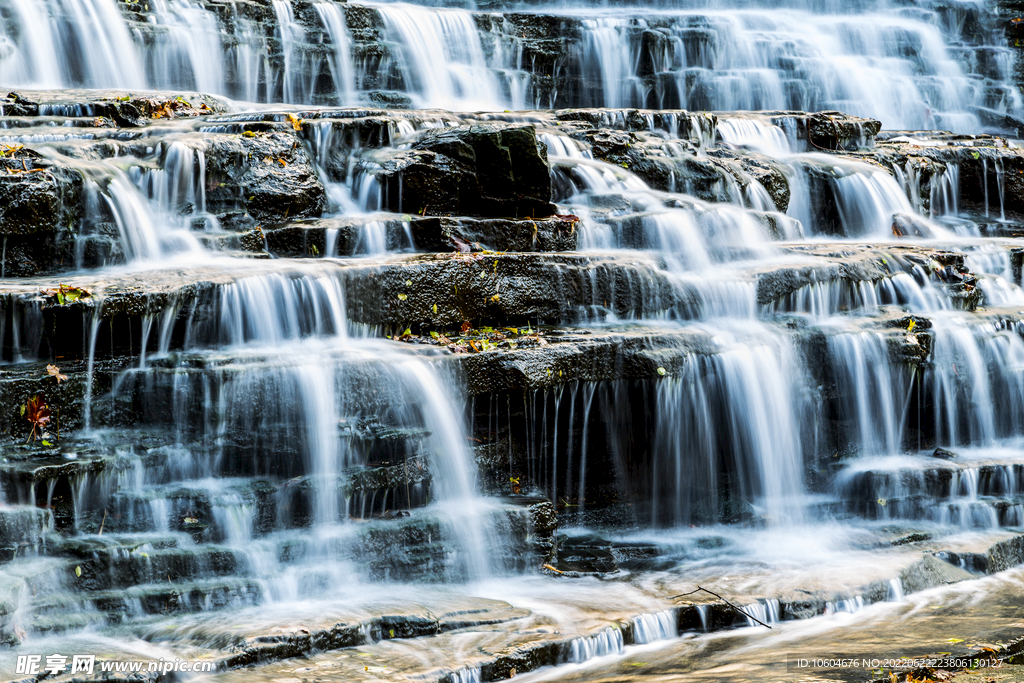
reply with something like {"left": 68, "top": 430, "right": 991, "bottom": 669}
{"left": 46, "top": 364, "right": 67, "bottom": 383}
{"left": 460, "top": 321, "right": 473, "bottom": 335}
{"left": 24, "top": 394, "right": 51, "bottom": 441}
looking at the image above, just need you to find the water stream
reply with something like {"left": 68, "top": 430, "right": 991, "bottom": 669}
{"left": 2, "top": 0, "right": 1024, "bottom": 680}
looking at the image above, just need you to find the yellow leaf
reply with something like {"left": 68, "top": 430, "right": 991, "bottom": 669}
{"left": 432, "top": 303, "right": 438, "bottom": 314}
{"left": 285, "top": 113, "right": 302, "bottom": 131}
{"left": 397, "top": 293, "right": 407, "bottom": 301}
{"left": 75, "top": 566, "right": 82, "bottom": 577}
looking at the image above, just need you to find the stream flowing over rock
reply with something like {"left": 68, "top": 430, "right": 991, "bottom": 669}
{"left": 5, "top": 0, "right": 1024, "bottom": 682}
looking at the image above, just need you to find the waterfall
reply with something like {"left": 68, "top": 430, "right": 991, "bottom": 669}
{"left": 373, "top": 3, "right": 503, "bottom": 110}
{"left": 313, "top": 0, "right": 357, "bottom": 104}
{"left": 0, "top": 0, "right": 1014, "bottom": 125}
{"left": 7, "top": 0, "right": 1024, "bottom": 671}
{"left": 652, "top": 330, "right": 809, "bottom": 526}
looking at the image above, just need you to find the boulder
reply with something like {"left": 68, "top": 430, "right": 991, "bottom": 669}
{"left": 368, "top": 123, "right": 555, "bottom": 219}
{"left": 0, "top": 146, "right": 83, "bottom": 276}
{"left": 200, "top": 131, "right": 327, "bottom": 224}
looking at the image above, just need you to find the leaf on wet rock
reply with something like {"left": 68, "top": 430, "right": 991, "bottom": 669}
{"left": 42, "top": 284, "right": 91, "bottom": 305}
{"left": 24, "top": 395, "right": 51, "bottom": 442}
{"left": 46, "top": 364, "right": 68, "bottom": 383}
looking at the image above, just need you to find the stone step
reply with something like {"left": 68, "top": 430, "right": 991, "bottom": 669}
{"left": 201, "top": 532, "right": 1024, "bottom": 683}
{"left": 262, "top": 213, "right": 578, "bottom": 257}
{"left": 837, "top": 459, "right": 1024, "bottom": 501}
{"left": 30, "top": 576, "right": 265, "bottom": 624}
{"left": 844, "top": 493, "right": 1024, "bottom": 529}
{"left": 49, "top": 539, "right": 242, "bottom": 593}
{"left": 1, "top": 242, "right": 995, "bottom": 362}
{"left": 0, "top": 506, "right": 52, "bottom": 560}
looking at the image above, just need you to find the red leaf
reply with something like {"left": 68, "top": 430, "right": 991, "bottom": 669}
{"left": 26, "top": 395, "right": 51, "bottom": 428}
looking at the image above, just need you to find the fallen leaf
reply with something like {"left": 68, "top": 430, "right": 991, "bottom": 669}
{"left": 24, "top": 395, "right": 51, "bottom": 442}
{"left": 46, "top": 364, "right": 67, "bottom": 383}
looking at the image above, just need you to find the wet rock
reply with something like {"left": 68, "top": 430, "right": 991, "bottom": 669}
{"left": 263, "top": 214, "right": 432, "bottom": 257}
{"left": 886, "top": 314, "right": 933, "bottom": 331}
{"left": 891, "top": 532, "right": 933, "bottom": 546}
{"left": 806, "top": 111, "right": 882, "bottom": 150}
{"left": 760, "top": 111, "right": 881, "bottom": 150}
{"left": 554, "top": 108, "right": 716, "bottom": 141}
{"left": 576, "top": 127, "right": 789, "bottom": 210}
{"left": 932, "top": 447, "right": 959, "bottom": 460}
{"left": 365, "top": 91, "right": 414, "bottom": 109}
{"left": 987, "top": 534, "right": 1024, "bottom": 573}
{"left": 0, "top": 507, "right": 51, "bottom": 555}
{"left": 342, "top": 252, "right": 690, "bottom": 327}
{"left": 456, "top": 328, "right": 714, "bottom": 394}
{"left": 708, "top": 148, "right": 791, "bottom": 211}
{"left": 899, "top": 553, "right": 976, "bottom": 592}
{"left": 260, "top": 207, "right": 575, "bottom": 257}
{"left": 200, "top": 131, "right": 327, "bottom": 224}
{"left": 300, "top": 115, "right": 404, "bottom": 182}
{"left": 2, "top": 89, "right": 227, "bottom": 122}
{"left": 871, "top": 136, "right": 1024, "bottom": 222}
{"left": 438, "top": 216, "right": 578, "bottom": 252}
{"left": 368, "top": 123, "right": 556, "bottom": 218}
{"left": 0, "top": 146, "right": 83, "bottom": 275}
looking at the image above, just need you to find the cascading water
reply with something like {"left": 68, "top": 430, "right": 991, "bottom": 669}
{"left": 5, "top": 0, "right": 1024, "bottom": 679}
{"left": 0, "top": 0, "right": 1015, "bottom": 127}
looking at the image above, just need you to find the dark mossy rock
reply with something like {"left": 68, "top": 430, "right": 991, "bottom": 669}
{"left": 369, "top": 123, "right": 555, "bottom": 219}
{"left": 263, "top": 213, "right": 577, "bottom": 257}
{"left": 0, "top": 146, "right": 83, "bottom": 276}
{"left": 201, "top": 131, "right": 327, "bottom": 224}
{"left": 0, "top": 147, "right": 82, "bottom": 237}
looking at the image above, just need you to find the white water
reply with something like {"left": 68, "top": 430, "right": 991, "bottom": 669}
{"left": 6, "top": 0, "right": 1024, "bottom": 674}
{"left": 0, "top": 0, "right": 1018, "bottom": 128}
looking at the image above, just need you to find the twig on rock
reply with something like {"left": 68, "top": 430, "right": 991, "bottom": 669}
{"left": 670, "top": 585, "right": 773, "bottom": 629}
